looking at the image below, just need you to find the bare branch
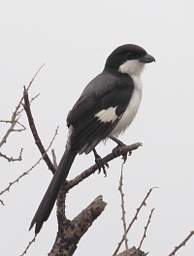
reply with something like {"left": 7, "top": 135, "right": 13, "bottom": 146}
{"left": 0, "top": 120, "right": 26, "bottom": 131}
{"left": 0, "top": 148, "right": 23, "bottom": 162}
{"left": 49, "top": 195, "right": 107, "bottom": 256}
{"left": 113, "top": 187, "right": 156, "bottom": 256}
{"left": 168, "top": 230, "right": 194, "bottom": 256}
{"left": 19, "top": 234, "right": 37, "bottom": 256}
{"left": 0, "top": 127, "right": 58, "bottom": 199}
{"left": 0, "top": 64, "right": 44, "bottom": 148}
{"left": 137, "top": 208, "right": 155, "bottom": 252}
{"left": 26, "top": 64, "right": 45, "bottom": 91}
{"left": 23, "top": 87, "right": 56, "bottom": 174}
{"left": 118, "top": 161, "right": 128, "bottom": 251}
{"left": 65, "top": 142, "right": 142, "bottom": 192}
{"left": 0, "top": 117, "right": 20, "bottom": 147}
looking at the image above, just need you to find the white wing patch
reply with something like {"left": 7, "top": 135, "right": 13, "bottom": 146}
{"left": 95, "top": 106, "right": 118, "bottom": 123}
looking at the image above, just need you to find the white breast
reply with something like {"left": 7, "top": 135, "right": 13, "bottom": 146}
{"left": 111, "top": 75, "right": 142, "bottom": 136}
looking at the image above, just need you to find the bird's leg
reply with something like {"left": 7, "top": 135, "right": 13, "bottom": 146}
{"left": 109, "top": 136, "right": 126, "bottom": 146}
{"left": 109, "top": 136, "right": 129, "bottom": 162}
{"left": 93, "top": 148, "right": 109, "bottom": 177}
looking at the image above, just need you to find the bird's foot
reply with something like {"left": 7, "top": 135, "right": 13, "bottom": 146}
{"left": 95, "top": 154, "right": 109, "bottom": 177}
{"left": 112, "top": 144, "right": 131, "bottom": 163}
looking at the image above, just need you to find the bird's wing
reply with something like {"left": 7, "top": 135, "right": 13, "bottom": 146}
{"left": 67, "top": 71, "right": 134, "bottom": 154}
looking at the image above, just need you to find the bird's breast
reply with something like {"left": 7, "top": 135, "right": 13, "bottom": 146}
{"left": 111, "top": 76, "right": 142, "bottom": 136}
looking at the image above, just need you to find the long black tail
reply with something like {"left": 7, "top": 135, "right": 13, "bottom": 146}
{"left": 29, "top": 146, "right": 77, "bottom": 234}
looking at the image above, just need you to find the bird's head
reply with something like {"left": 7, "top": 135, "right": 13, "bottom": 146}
{"left": 105, "top": 44, "right": 155, "bottom": 76}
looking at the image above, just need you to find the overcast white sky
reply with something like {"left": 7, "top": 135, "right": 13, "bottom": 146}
{"left": 1, "top": 1, "right": 194, "bottom": 255}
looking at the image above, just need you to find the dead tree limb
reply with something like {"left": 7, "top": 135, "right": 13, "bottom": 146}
{"left": 49, "top": 195, "right": 107, "bottom": 256}
{"left": 23, "top": 86, "right": 56, "bottom": 174}
{"left": 113, "top": 187, "right": 156, "bottom": 256}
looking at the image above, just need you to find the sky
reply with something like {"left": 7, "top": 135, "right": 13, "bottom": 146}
{"left": 0, "top": 0, "right": 194, "bottom": 255}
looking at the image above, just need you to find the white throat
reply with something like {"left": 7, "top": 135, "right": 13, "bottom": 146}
{"left": 118, "top": 60, "right": 145, "bottom": 76}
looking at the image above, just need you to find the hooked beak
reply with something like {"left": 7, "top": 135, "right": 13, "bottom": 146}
{"left": 139, "top": 53, "right": 155, "bottom": 63}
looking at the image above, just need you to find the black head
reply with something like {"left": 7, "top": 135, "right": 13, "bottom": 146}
{"left": 105, "top": 44, "right": 155, "bottom": 75}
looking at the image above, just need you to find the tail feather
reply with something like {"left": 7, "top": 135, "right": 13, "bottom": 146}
{"left": 29, "top": 147, "right": 77, "bottom": 234}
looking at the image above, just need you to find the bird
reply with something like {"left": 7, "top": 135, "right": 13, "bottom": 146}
{"left": 30, "top": 44, "right": 155, "bottom": 234}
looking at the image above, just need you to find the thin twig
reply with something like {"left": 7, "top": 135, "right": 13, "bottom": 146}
{"left": 113, "top": 187, "right": 156, "bottom": 256}
{"left": 23, "top": 87, "right": 56, "bottom": 174}
{"left": 0, "top": 64, "right": 44, "bottom": 148}
{"left": 27, "top": 64, "right": 45, "bottom": 91}
{"left": 0, "top": 148, "right": 23, "bottom": 162}
{"left": 137, "top": 208, "right": 155, "bottom": 252}
{"left": 0, "top": 120, "right": 26, "bottom": 131}
{"left": 119, "top": 161, "right": 128, "bottom": 251}
{"left": 19, "top": 234, "right": 37, "bottom": 256}
{"left": 0, "top": 199, "right": 4, "bottom": 206}
{"left": 0, "top": 127, "right": 58, "bottom": 198}
{"left": 168, "top": 230, "right": 194, "bottom": 256}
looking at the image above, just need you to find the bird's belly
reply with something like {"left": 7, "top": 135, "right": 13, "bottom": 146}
{"left": 111, "top": 89, "right": 142, "bottom": 136}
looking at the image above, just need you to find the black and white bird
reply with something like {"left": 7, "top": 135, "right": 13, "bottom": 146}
{"left": 30, "top": 44, "right": 155, "bottom": 234}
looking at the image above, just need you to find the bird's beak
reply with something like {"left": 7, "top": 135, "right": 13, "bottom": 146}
{"left": 139, "top": 54, "right": 155, "bottom": 63}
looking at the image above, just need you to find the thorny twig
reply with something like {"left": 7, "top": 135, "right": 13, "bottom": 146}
{"left": 0, "top": 120, "right": 26, "bottom": 131}
{"left": 0, "top": 65, "right": 44, "bottom": 165}
{"left": 19, "top": 234, "right": 37, "bottom": 256}
{"left": 0, "top": 148, "right": 23, "bottom": 162}
{"left": 168, "top": 230, "right": 194, "bottom": 256}
{"left": 137, "top": 208, "right": 155, "bottom": 252}
{"left": 113, "top": 187, "right": 156, "bottom": 256}
{"left": 0, "top": 127, "right": 58, "bottom": 200}
{"left": 0, "top": 64, "right": 44, "bottom": 148}
{"left": 119, "top": 161, "right": 128, "bottom": 251}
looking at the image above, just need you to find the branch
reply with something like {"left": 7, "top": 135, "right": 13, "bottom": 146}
{"left": 137, "top": 208, "right": 155, "bottom": 252}
{"left": 19, "top": 234, "right": 37, "bottom": 256}
{"left": 0, "top": 127, "right": 58, "bottom": 199}
{"left": 113, "top": 187, "right": 156, "bottom": 256}
{"left": 0, "top": 148, "right": 23, "bottom": 162}
{"left": 49, "top": 195, "right": 107, "bottom": 256}
{"left": 168, "top": 230, "right": 194, "bottom": 256}
{"left": 23, "top": 87, "right": 56, "bottom": 174}
{"left": 65, "top": 142, "right": 142, "bottom": 192}
{"left": 0, "top": 64, "right": 44, "bottom": 148}
{"left": 118, "top": 161, "right": 128, "bottom": 250}
{"left": 0, "top": 120, "right": 26, "bottom": 131}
